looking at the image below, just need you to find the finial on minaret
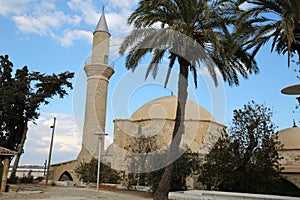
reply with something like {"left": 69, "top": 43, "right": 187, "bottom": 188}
{"left": 95, "top": 6, "right": 109, "bottom": 32}
{"left": 293, "top": 119, "right": 297, "bottom": 127}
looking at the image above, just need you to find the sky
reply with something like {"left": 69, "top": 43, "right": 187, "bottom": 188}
{"left": 0, "top": 0, "right": 299, "bottom": 166}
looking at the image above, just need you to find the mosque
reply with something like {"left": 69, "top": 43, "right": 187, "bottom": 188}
{"left": 48, "top": 10, "right": 225, "bottom": 185}
{"left": 49, "top": 10, "right": 300, "bottom": 189}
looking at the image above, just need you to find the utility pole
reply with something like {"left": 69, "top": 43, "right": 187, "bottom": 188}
{"left": 44, "top": 159, "right": 47, "bottom": 176}
{"left": 45, "top": 117, "right": 56, "bottom": 184}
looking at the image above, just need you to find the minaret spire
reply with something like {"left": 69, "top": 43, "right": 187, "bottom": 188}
{"left": 95, "top": 6, "right": 109, "bottom": 33}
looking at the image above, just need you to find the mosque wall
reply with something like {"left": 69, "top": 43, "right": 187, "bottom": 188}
{"left": 278, "top": 149, "right": 300, "bottom": 188}
{"left": 279, "top": 150, "right": 300, "bottom": 166}
{"left": 101, "top": 118, "right": 225, "bottom": 180}
{"left": 112, "top": 119, "right": 225, "bottom": 153}
{"left": 276, "top": 127, "right": 300, "bottom": 188}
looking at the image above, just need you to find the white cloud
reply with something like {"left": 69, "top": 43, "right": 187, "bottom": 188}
{"left": 13, "top": 14, "right": 59, "bottom": 36}
{"left": 22, "top": 112, "right": 81, "bottom": 164}
{"left": 21, "top": 112, "right": 113, "bottom": 165}
{"left": 56, "top": 29, "right": 93, "bottom": 47}
{"left": 66, "top": 0, "right": 132, "bottom": 33}
{"left": 13, "top": 7, "right": 81, "bottom": 36}
{"left": 7, "top": 0, "right": 85, "bottom": 46}
{"left": 0, "top": 0, "right": 35, "bottom": 16}
{"left": 67, "top": 0, "right": 98, "bottom": 25}
{"left": 4, "top": 0, "right": 135, "bottom": 47}
{"left": 106, "top": 12, "right": 130, "bottom": 34}
{"left": 106, "top": 0, "right": 139, "bottom": 11}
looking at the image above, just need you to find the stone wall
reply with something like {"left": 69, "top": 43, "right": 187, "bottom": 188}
{"left": 112, "top": 118, "right": 225, "bottom": 153}
{"left": 169, "top": 190, "right": 300, "bottom": 200}
{"left": 279, "top": 149, "right": 300, "bottom": 188}
{"left": 49, "top": 160, "right": 80, "bottom": 183}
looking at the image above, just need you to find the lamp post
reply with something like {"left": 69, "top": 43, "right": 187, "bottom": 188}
{"left": 46, "top": 117, "right": 56, "bottom": 184}
{"left": 94, "top": 132, "right": 108, "bottom": 191}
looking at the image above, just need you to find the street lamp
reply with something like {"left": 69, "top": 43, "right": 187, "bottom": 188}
{"left": 94, "top": 132, "right": 108, "bottom": 191}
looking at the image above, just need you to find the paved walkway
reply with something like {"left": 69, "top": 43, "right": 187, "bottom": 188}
{"left": 0, "top": 185, "right": 152, "bottom": 200}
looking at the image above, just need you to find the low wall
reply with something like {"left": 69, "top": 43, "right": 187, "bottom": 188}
{"left": 169, "top": 190, "right": 300, "bottom": 200}
{"left": 8, "top": 167, "right": 45, "bottom": 178}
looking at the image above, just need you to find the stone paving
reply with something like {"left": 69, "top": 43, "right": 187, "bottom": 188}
{"left": 0, "top": 184, "right": 153, "bottom": 200}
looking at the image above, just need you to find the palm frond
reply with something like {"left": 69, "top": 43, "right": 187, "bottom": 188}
{"left": 238, "top": 0, "right": 300, "bottom": 66}
{"left": 146, "top": 49, "right": 166, "bottom": 79}
{"left": 120, "top": 0, "right": 260, "bottom": 89}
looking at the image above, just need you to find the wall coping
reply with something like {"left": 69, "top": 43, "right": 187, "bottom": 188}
{"left": 169, "top": 190, "right": 300, "bottom": 200}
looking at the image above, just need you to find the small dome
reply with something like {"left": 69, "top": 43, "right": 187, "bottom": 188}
{"left": 277, "top": 127, "right": 300, "bottom": 149}
{"left": 131, "top": 96, "right": 214, "bottom": 121}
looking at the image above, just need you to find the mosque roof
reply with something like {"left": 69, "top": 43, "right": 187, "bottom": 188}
{"left": 95, "top": 9, "right": 109, "bottom": 33}
{"left": 131, "top": 96, "right": 215, "bottom": 121}
{"left": 277, "top": 127, "right": 300, "bottom": 149}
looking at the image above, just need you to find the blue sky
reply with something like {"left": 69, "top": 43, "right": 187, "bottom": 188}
{"left": 0, "top": 0, "right": 299, "bottom": 166}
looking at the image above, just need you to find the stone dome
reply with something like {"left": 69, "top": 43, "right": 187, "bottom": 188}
{"left": 131, "top": 96, "right": 214, "bottom": 121}
{"left": 277, "top": 127, "right": 300, "bottom": 149}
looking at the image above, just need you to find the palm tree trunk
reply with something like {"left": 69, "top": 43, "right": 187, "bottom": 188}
{"left": 154, "top": 58, "right": 189, "bottom": 200}
{"left": 10, "top": 120, "right": 28, "bottom": 179}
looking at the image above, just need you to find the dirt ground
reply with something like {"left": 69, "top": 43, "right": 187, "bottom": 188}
{"left": 0, "top": 184, "right": 153, "bottom": 200}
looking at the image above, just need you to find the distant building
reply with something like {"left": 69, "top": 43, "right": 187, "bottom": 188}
{"left": 8, "top": 166, "right": 45, "bottom": 179}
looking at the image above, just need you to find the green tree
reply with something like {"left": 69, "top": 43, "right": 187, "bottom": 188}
{"left": 119, "top": 0, "right": 258, "bottom": 199}
{"left": 0, "top": 55, "right": 74, "bottom": 178}
{"left": 199, "top": 101, "right": 283, "bottom": 194}
{"left": 124, "top": 135, "right": 158, "bottom": 186}
{"left": 236, "top": 0, "right": 300, "bottom": 67}
{"left": 75, "top": 158, "right": 120, "bottom": 184}
{"left": 146, "top": 149, "right": 200, "bottom": 192}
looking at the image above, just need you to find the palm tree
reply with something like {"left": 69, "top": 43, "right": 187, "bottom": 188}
{"left": 237, "top": 0, "right": 300, "bottom": 67}
{"left": 119, "top": 0, "right": 258, "bottom": 199}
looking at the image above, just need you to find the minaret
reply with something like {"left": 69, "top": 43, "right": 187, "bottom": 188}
{"left": 78, "top": 9, "right": 114, "bottom": 160}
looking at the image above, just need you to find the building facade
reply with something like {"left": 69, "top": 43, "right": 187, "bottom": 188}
{"left": 277, "top": 127, "right": 300, "bottom": 188}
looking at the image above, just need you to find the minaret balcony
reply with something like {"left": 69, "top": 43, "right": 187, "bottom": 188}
{"left": 84, "top": 59, "right": 115, "bottom": 79}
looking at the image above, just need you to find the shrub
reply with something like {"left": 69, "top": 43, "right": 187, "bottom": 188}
{"left": 75, "top": 158, "right": 120, "bottom": 183}
{"left": 20, "top": 170, "right": 34, "bottom": 183}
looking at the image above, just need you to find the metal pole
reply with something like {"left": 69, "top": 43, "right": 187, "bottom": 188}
{"left": 97, "top": 135, "right": 101, "bottom": 191}
{"left": 46, "top": 117, "right": 56, "bottom": 184}
{"left": 94, "top": 132, "right": 108, "bottom": 191}
{"left": 44, "top": 159, "right": 47, "bottom": 176}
